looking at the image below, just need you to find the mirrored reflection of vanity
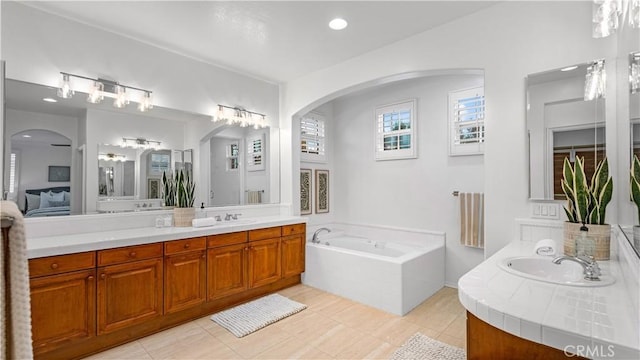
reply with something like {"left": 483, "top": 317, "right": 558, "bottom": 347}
{"left": 2, "top": 79, "right": 280, "bottom": 216}
{"left": 526, "top": 63, "right": 606, "bottom": 201}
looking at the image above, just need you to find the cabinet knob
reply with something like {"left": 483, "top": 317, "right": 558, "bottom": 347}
{"left": 184, "top": 243, "right": 190, "bottom": 249}
{"left": 100, "top": 273, "right": 106, "bottom": 279}
{"left": 87, "top": 275, "right": 94, "bottom": 280}
{"left": 129, "top": 251, "right": 137, "bottom": 258}
{"left": 245, "top": 247, "right": 249, "bottom": 251}
{"left": 50, "top": 263, "right": 59, "bottom": 269}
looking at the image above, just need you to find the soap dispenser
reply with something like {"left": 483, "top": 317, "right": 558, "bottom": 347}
{"left": 575, "top": 224, "right": 595, "bottom": 258}
{"left": 197, "top": 202, "right": 206, "bottom": 219}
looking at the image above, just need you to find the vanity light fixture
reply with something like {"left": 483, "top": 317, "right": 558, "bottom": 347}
{"left": 213, "top": 104, "right": 268, "bottom": 129}
{"left": 329, "top": 18, "right": 348, "bottom": 30}
{"left": 631, "top": 0, "right": 640, "bottom": 28}
{"left": 121, "top": 137, "right": 161, "bottom": 150}
{"left": 56, "top": 72, "right": 153, "bottom": 112}
{"left": 98, "top": 152, "right": 127, "bottom": 162}
{"left": 631, "top": 52, "right": 640, "bottom": 94}
{"left": 584, "top": 59, "right": 606, "bottom": 101}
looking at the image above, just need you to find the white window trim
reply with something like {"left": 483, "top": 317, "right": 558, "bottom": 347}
{"left": 448, "top": 86, "right": 485, "bottom": 156}
{"left": 246, "top": 134, "right": 265, "bottom": 172}
{"left": 300, "top": 112, "right": 327, "bottom": 163}
{"left": 374, "top": 99, "right": 417, "bottom": 161}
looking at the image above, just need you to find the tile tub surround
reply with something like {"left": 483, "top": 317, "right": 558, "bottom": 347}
{"left": 458, "top": 241, "right": 640, "bottom": 359}
{"left": 26, "top": 215, "right": 305, "bottom": 259}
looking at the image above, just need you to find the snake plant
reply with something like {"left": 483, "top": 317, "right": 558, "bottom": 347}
{"left": 561, "top": 156, "right": 612, "bottom": 225}
{"left": 161, "top": 171, "right": 175, "bottom": 207}
{"left": 630, "top": 154, "right": 640, "bottom": 224}
{"left": 174, "top": 169, "right": 196, "bottom": 208}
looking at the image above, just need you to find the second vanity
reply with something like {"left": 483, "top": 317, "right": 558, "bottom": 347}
{"left": 458, "top": 237, "right": 640, "bottom": 360}
{"left": 25, "top": 215, "right": 306, "bottom": 360}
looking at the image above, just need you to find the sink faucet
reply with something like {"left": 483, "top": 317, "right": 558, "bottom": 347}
{"left": 224, "top": 213, "right": 232, "bottom": 221}
{"left": 552, "top": 255, "right": 601, "bottom": 281}
{"left": 312, "top": 228, "right": 331, "bottom": 244}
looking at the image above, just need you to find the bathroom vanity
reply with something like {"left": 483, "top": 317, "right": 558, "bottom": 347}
{"left": 26, "top": 217, "right": 306, "bottom": 359}
{"left": 458, "top": 236, "right": 640, "bottom": 360}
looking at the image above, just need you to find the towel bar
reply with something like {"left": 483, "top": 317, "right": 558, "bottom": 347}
{"left": 452, "top": 191, "right": 459, "bottom": 197}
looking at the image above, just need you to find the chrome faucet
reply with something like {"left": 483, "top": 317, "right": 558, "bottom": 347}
{"left": 312, "top": 228, "right": 331, "bottom": 244}
{"left": 552, "top": 255, "right": 601, "bottom": 281}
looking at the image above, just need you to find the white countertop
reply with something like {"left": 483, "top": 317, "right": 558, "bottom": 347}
{"left": 27, "top": 216, "right": 306, "bottom": 259}
{"left": 458, "top": 241, "right": 640, "bottom": 359}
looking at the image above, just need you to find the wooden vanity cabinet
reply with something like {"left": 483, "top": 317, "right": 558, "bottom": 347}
{"left": 28, "top": 252, "right": 96, "bottom": 355}
{"left": 207, "top": 232, "right": 248, "bottom": 300}
{"left": 248, "top": 227, "right": 282, "bottom": 288}
{"left": 281, "top": 224, "right": 306, "bottom": 278}
{"left": 96, "top": 244, "right": 163, "bottom": 335}
{"left": 164, "top": 237, "right": 206, "bottom": 314}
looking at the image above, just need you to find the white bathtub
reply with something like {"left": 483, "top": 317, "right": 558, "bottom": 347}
{"left": 302, "top": 230, "right": 445, "bottom": 315}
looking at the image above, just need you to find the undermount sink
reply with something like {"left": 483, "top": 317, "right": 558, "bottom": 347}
{"left": 219, "top": 219, "right": 256, "bottom": 226}
{"left": 498, "top": 256, "right": 615, "bottom": 287}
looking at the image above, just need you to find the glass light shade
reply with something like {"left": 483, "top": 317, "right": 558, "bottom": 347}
{"left": 138, "top": 91, "right": 153, "bottom": 112}
{"left": 87, "top": 81, "right": 104, "bottom": 104}
{"left": 57, "top": 74, "right": 74, "bottom": 99}
{"left": 631, "top": 0, "right": 640, "bottom": 27}
{"left": 113, "top": 85, "right": 129, "bottom": 108}
{"left": 215, "top": 105, "right": 226, "bottom": 122}
{"left": 631, "top": 54, "right": 640, "bottom": 94}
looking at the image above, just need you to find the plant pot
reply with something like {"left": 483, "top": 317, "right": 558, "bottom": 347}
{"left": 563, "top": 222, "right": 611, "bottom": 260}
{"left": 173, "top": 207, "right": 195, "bottom": 227}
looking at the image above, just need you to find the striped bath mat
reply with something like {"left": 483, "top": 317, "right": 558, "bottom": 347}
{"left": 211, "top": 294, "right": 306, "bottom": 337}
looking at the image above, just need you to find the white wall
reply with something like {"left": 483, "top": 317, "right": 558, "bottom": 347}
{"left": 281, "top": 1, "right": 617, "bottom": 264}
{"left": 329, "top": 75, "right": 484, "bottom": 286}
{"left": 300, "top": 102, "right": 335, "bottom": 226}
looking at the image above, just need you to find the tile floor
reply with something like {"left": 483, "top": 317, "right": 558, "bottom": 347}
{"left": 84, "top": 285, "right": 466, "bottom": 360}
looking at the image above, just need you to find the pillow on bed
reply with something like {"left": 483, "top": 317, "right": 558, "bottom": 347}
{"left": 39, "top": 191, "right": 64, "bottom": 209}
{"left": 48, "top": 200, "right": 70, "bottom": 208}
{"left": 25, "top": 193, "right": 41, "bottom": 212}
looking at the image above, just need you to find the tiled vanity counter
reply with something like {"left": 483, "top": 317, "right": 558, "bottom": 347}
{"left": 458, "top": 241, "right": 640, "bottom": 359}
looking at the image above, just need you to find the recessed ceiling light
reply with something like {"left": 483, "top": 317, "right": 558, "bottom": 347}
{"left": 560, "top": 66, "right": 578, "bottom": 72}
{"left": 22, "top": 134, "right": 32, "bottom": 138}
{"left": 329, "top": 18, "right": 348, "bottom": 30}
{"left": 42, "top": 97, "right": 57, "bottom": 103}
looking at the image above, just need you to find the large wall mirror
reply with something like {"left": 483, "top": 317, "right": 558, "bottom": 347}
{"left": 3, "top": 79, "right": 280, "bottom": 216}
{"left": 527, "top": 63, "right": 606, "bottom": 200}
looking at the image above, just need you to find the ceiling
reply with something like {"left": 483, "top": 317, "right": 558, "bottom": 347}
{"left": 24, "top": 1, "right": 497, "bottom": 83}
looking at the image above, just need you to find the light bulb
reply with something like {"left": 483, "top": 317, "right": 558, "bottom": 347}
{"left": 138, "top": 91, "right": 153, "bottom": 112}
{"left": 87, "top": 81, "right": 104, "bottom": 104}
{"left": 113, "top": 85, "right": 129, "bottom": 108}
{"left": 57, "top": 73, "right": 74, "bottom": 99}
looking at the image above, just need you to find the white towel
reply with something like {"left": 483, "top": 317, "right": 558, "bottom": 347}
{"left": 192, "top": 217, "right": 217, "bottom": 228}
{"left": 459, "top": 192, "right": 484, "bottom": 249}
{"left": 1, "top": 201, "right": 34, "bottom": 359}
{"left": 534, "top": 238, "right": 557, "bottom": 256}
{"left": 247, "top": 191, "right": 262, "bottom": 204}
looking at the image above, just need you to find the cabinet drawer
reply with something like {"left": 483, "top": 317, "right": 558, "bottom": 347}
{"left": 207, "top": 232, "right": 247, "bottom": 248}
{"left": 29, "top": 252, "right": 96, "bottom": 278}
{"left": 165, "top": 237, "right": 206, "bottom": 255}
{"left": 249, "top": 227, "right": 281, "bottom": 241}
{"left": 282, "top": 223, "right": 306, "bottom": 236}
{"left": 97, "top": 243, "right": 163, "bottom": 266}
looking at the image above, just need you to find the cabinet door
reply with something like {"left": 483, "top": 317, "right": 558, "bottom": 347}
{"left": 207, "top": 243, "right": 247, "bottom": 300}
{"left": 164, "top": 250, "right": 206, "bottom": 314}
{"left": 281, "top": 234, "right": 305, "bottom": 278}
{"left": 30, "top": 269, "right": 96, "bottom": 354}
{"left": 97, "top": 258, "right": 163, "bottom": 335}
{"left": 248, "top": 238, "right": 281, "bottom": 288}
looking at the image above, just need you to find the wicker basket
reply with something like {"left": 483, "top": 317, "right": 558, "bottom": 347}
{"left": 563, "top": 222, "right": 611, "bottom": 260}
{"left": 173, "top": 207, "right": 195, "bottom": 227}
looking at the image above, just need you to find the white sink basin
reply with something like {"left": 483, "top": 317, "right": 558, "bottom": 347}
{"left": 498, "top": 256, "right": 615, "bottom": 287}
{"left": 218, "top": 219, "right": 256, "bottom": 226}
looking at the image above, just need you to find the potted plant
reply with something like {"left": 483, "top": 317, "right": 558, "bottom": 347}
{"left": 630, "top": 154, "right": 640, "bottom": 247}
{"left": 162, "top": 169, "right": 196, "bottom": 227}
{"left": 561, "top": 156, "right": 613, "bottom": 259}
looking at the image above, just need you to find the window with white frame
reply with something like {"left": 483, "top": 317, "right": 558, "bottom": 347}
{"left": 375, "top": 99, "right": 417, "bottom": 160}
{"left": 300, "top": 113, "right": 326, "bottom": 162}
{"left": 246, "top": 135, "right": 265, "bottom": 171}
{"left": 449, "top": 87, "right": 485, "bottom": 156}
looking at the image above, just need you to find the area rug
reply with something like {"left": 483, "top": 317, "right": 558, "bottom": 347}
{"left": 390, "top": 333, "right": 466, "bottom": 360}
{"left": 210, "top": 293, "right": 306, "bottom": 337}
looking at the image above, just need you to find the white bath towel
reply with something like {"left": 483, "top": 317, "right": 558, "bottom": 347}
{"left": 247, "top": 190, "right": 262, "bottom": 204}
{"left": 1, "top": 201, "right": 34, "bottom": 359}
{"left": 459, "top": 193, "right": 484, "bottom": 249}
